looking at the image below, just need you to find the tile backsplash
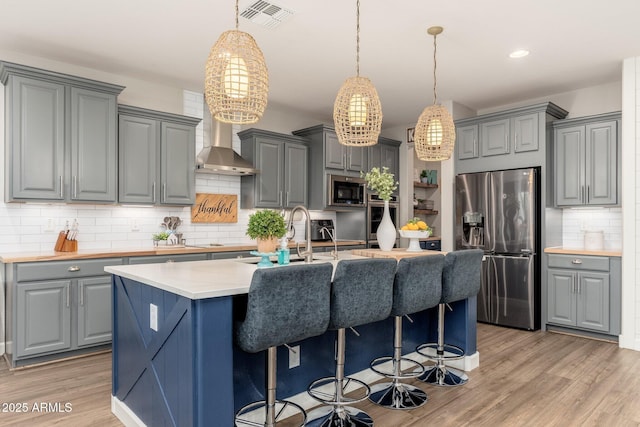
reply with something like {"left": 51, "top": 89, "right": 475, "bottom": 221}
{"left": 561, "top": 207, "right": 622, "bottom": 250}
{"left": 0, "top": 91, "right": 332, "bottom": 254}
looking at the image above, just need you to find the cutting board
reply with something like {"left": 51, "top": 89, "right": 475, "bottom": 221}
{"left": 352, "top": 248, "right": 445, "bottom": 260}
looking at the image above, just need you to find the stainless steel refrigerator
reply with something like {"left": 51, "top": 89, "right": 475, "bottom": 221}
{"left": 456, "top": 167, "right": 540, "bottom": 330}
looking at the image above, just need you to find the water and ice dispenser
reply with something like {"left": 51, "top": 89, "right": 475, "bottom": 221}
{"left": 462, "top": 212, "right": 484, "bottom": 247}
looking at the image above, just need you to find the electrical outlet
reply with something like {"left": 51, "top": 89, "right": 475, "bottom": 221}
{"left": 288, "top": 345, "right": 300, "bottom": 368}
{"left": 44, "top": 218, "right": 55, "bottom": 232}
{"left": 150, "top": 304, "right": 158, "bottom": 331}
{"left": 131, "top": 219, "right": 140, "bottom": 231}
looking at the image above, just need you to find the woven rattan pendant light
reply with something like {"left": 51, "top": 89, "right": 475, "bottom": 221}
{"left": 414, "top": 26, "right": 456, "bottom": 161}
{"left": 333, "top": 0, "right": 382, "bottom": 146}
{"left": 205, "top": 0, "right": 269, "bottom": 124}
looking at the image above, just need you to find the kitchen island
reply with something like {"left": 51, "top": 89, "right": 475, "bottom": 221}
{"left": 106, "top": 251, "right": 479, "bottom": 427}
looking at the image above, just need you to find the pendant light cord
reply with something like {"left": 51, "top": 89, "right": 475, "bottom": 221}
{"left": 356, "top": 0, "right": 360, "bottom": 77}
{"left": 432, "top": 32, "right": 438, "bottom": 105}
{"left": 235, "top": 0, "right": 239, "bottom": 29}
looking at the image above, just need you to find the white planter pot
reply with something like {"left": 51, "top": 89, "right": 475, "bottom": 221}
{"left": 377, "top": 200, "right": 397, "bottom": 251}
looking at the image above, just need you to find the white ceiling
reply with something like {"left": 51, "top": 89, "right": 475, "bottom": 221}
{"left": 2, "top": 0, "right": 639, "bottom": 128}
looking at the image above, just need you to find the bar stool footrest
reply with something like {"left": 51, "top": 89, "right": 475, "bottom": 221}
{"left": 416, "top": 342, "right": 465, "bottom": 361}
{"left": 235, "top": 399, "right": 306, "bottom": 427}
{"left": 307, "top": 376, "right": 371, "bottom": 406}
{"left": 369, "top": 355, "right": 425, "bottom": 380}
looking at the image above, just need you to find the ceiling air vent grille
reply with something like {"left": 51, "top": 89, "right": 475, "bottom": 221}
{"left": 240, "top": 1, "right": 294, "bottom": 29}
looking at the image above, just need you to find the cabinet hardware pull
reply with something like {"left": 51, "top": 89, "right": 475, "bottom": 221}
{"left": 581, "top": 185, "right": 585, "bottom": 203}
{"left": 571, "top": 259, "right": 582, "bottom": 265}
{"left": 163, "top": 183, "right": 167, "bottom": 202}
{"left": 66, "top": 284, "right": 70, "bottom": 308}
{"left": 68, "top": 266, "right": 81, "bottom": 272}
{"left": 587, "top": 186, "right": 590, "bottom": 202}
{"left": 152, "top": 182, "right": 156, "bottom": 203}
{"left": 279, "top": 191, "right": 283, "bottom": 206}
{"left": 79, "top": 283, "right": 84, "bottom": 306}
{"left": 73, "top": 176, "right": 77, "bottom": 198}
{"left": 59, "top": 176, "right": 64, "bottom": 198}
{"left": 285, "top": 191, "right": 289, "bottom": 207}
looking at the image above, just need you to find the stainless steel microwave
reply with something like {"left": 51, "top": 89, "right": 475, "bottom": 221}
{"left": 327, "top": 174, "right": 366, "bottom": 208}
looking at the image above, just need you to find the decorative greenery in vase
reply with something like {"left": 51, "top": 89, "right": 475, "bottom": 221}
{"left": 362, "top": 166, "right": 398, "bottom": 202}
{"left": 246, "top": 209, "right": 287, "bottom": 253}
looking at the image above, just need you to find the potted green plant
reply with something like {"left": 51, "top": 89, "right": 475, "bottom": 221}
{"left": 246, "top": 209, "right": 287, "bottom": 253}
{"left": 152, "top": 231, "right": 170, "bottom": 247}
{"left": 420, "top": 169, "right": 429, "bottom": 183}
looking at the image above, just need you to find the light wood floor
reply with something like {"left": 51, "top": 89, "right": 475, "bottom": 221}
{"left": 1, "top": 323, "right": 639, "bottom": 426}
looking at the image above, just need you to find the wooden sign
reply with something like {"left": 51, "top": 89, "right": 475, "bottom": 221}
{"left": 191, "top": 193, "right": 238, "bottom": 223}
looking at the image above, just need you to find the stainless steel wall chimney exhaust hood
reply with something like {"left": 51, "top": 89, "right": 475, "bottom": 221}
{"left": 196, "top": 101, "right": 258, "bottom": 176}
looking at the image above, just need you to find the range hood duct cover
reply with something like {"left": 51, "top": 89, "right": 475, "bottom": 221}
{"left": 196, "top": 103, "right": 258, "bottom": 176}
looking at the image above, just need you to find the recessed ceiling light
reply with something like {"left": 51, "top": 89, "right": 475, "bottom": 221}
{"left": 509, "top": 49, "right": 530, "bottom": 59}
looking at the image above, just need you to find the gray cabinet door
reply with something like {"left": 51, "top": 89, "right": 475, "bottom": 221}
{"left": 585, "top": 121, "right": 617, "bottom": 205}
{"left": 368, "top": 142, "right": 399, "bottom": 179}
{"left": 456, "top": 124, "right": 479, "bottom": 160}
{"left": 547, "top": 269, "right": 576, "bottom": 327}
{"left": 325, "top": 131, "right": 345, "bottom": 170}
{"left": 9, "top": 76, "right": 65, "bottom": 200}
{"left": 513, "top": 113, "right": 539, "bottom": 153}
{"left": 554, "top": 125, "right": 585, "bottom": 206}
{"left": 481, "top": 118, "right": 510, "bottom": 156}
{"left": 77, "top": 276, "right": 112, "bottom": 347}
{"left": 577, "top": 272, "right": 610, "bottom": 332}
{"left": 283, "top": 143, "right": 308, "bottom": 208}
{"left": 118, "top": 115, "right": 158, "bottom": 204}
{"left": 161, "top": 122, "right": 195, "bottom": 205}
{"left": 254, "top": 138, "right": 284, "bottom": 208}
{"left": 16, "top": 280, "right": 71, "bottom": 357}
{"left": 347, "top": 146, "right": 366, "bottom": 172}
{"left": 70, "top": 87, "right": 118, "bottom": 202}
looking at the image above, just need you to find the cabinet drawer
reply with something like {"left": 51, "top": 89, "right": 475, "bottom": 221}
{"left": 16, "top": 258, "right": 124, "bottom": 282}
{"left": 129, "top": 254, "right": 208, "bottom": 264}
{"left": 547, "top": 254, "right": 609, "bottom": 272}
{"left": 420, "top": 240, "right": 441, "bottom": 251}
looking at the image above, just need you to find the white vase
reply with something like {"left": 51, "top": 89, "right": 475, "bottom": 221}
{"left": 377, "top": 200, "right": 397, "bottom": 251}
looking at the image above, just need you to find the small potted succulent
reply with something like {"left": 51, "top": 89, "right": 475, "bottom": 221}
{"left": 420, "top": 169, "right": 429, "bottom": 183}
{"left": 152, "top": 231, "right": 170, "bottom": 247}
{"left": 246, "top": 209, "right": 287, "bottom": 253}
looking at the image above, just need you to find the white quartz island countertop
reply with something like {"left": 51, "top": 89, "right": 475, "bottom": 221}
{"left": 105, "top": 251, "right": 365, "bottom": 300}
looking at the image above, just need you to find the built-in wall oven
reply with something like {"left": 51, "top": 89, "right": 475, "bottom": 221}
{"left": 367, "top": 194, "right": 399, "bottom": 248}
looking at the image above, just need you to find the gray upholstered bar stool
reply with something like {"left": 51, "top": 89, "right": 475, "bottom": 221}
{"left": 235, "top": 263, "right": 334, "bottom": 427}
{"left": 416, "top": 249, "right": 483, "bottom": 387}
{"left": 368, "top": 254, "right": 445, "bottom": 409}
{"left": 306, "top": 258, "right": 397, "bottom": 427}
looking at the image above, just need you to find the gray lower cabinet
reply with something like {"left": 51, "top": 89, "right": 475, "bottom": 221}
{"left": 239, "top": 128, "right": 309, "bottom": 209}
{"left": 129, "top": 253, "right": 209, "bottom": 264}
{"left": 118, "top": 105, "right": 201, "bottom": 205}
{"left": 546, "top": 254, "right": 620, "bottom": 336}
{"left": 0, "top": 61, "right": 123, "bottom": 203}
{"left": 8, "top": 257, "right": 124, "bottom": 365}
{"left": 553, "top": 112, "right": 620, "bottom": 207}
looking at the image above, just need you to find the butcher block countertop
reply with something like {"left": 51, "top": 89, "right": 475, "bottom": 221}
{"left": 352, "top": 248, "right": 445, "bottom": 259}
{"left": 544, "top": 247, "right": 621, "bottom": 257}
{"left": 0, "top": 240, "right": 366, "bottom": 263}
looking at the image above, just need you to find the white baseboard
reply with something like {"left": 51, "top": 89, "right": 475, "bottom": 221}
{"left": 112, "top": 396, "right": 146, "bottom": 427}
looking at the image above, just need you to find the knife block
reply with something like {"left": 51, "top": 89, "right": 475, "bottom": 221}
{"left": 54, "top": 231, "right": 78, "bottom": 252}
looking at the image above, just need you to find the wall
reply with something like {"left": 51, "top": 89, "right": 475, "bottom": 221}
{"left": 560, "top": 208, "right": 622, "bottom": 250}
{"left": 621, "top": 57, "right": 639, "bottom": 351}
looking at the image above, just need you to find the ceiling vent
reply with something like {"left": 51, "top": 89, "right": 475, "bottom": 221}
{"left": 240, "top": 1, "right": 294, "bottom": 29}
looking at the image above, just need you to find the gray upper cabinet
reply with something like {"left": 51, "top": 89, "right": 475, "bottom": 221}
{"left": 454, "top": 103, "right": 567, "bottom": 175}
{"left": 0, "top": 61, "right": 124, "bottom": 203}
{"left": 480, "top": 118, "right": 510, "bottom": 156}
{"left": 456, "top": 124, "right": 479, "bottom": 160}
{"left": 368, "top": 136, "right": 401, "bottom": 181}
{"left": 294, "top": 125, "right": 366, "bottom": 176}
{"left": 553, "top": 112, "right": 620, "bottom": 207}
{"left": 239, "top": 128, "right": 309, "bottom": 209}
{"left": 118, "top": 105, "right": 200, "bottom": 205}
